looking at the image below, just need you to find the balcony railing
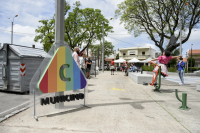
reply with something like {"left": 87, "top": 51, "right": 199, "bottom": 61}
{"left": 119, "top": 55, "right": 150, "bottom": 60}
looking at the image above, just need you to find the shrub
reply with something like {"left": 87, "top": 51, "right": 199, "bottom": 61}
{"left": 188, "top": 67, "right": 200, "bottom": 72}
{"left": 168, "top": 67, "right": 177, "bottom": 72}
{"left": 187, "top": 57, "right": 195, "bottom": 67}
{"left": 141, "top": 65, "right": 154, "bottom": 71}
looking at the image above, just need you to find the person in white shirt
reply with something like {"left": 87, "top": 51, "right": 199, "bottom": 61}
{"left": 72, "top": 47, "right": 80, "bottom": 68}
{"left": 80, "top": 53, "right": 86, "bottom": 76}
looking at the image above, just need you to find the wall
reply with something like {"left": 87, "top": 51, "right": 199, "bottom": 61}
{"left": 150, "top": 48, "right": 156, "bottom": 58}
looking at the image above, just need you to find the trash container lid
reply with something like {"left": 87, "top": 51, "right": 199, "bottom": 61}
{"left": 9, "top": 44, "right": 46, "bottom": 57}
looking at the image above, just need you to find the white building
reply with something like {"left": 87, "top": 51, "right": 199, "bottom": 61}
{"left": 119, "top": 46, "right": 156, "bottom": 61}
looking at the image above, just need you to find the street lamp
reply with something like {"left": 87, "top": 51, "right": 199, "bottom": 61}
{"left": 190, "top": 44, "right": 193, "bottom": 73}
{"left": 8, "top": 15, "right": 18, "bottom": 44}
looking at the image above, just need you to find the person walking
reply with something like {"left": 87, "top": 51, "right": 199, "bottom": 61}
{"left": 177, "top": 57, "right": 185, "bottom": 85}
{"left": 80, "top": 53, "right": 86, "bottom": 77}
{"left": 72, "top": 47, "right": 80, "bottom": 68}
{"left": 110, "top": 59, "right": 115, "bottom": 75}
{"left": 124, "top": 62, "right": 129, "bottom": 76}
{"left": 86, "top": 57, "right": 92, "bottom": 79}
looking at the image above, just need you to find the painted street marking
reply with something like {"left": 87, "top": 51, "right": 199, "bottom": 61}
{"left": 111, "top": 88, "right": 125, "bottom": 91}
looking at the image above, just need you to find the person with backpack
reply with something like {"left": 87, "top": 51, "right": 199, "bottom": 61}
{"left": 177, "top": 57, "right": 185, "bottom": 85}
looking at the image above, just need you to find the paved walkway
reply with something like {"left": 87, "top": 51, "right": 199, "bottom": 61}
{"left": 0, "top": 71, "right": 200, "bottom": 133}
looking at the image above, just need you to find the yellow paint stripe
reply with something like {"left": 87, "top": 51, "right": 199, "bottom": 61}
{"left": 111, "top": 88, "right": 125, "bottom": 91}
{"left": 57, "top": 47, "right": 66, "bottom": 92}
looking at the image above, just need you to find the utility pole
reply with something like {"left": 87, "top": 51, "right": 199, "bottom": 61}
{"left": 8, "top": 15, "right": 18, "bottom": 44}
{"left": 95, "top": 51, "right": 96, "bottom": 77}
{"left": 190, "top": 44, "right": 193, "bottom": 73}
{"left": 186, "top": 52, "right": 188, "bottom": 72}
{"left": 11, "top": 21, "right": 13, "bottom": 44}
{"left": 98, "top": 46, "right": 99, "bottom": 67}
{"left": 180, "top": 11, "right": 183, "bottom": 56}
{"left": 102, "top": 22, "right": 105, "bottom": 73}
{"left": 180, "top": 2, "right": 188, "bottom": 56}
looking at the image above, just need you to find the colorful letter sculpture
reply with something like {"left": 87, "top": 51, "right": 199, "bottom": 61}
{"left": 37, "top": 46, "right": 87, "bottom": 93}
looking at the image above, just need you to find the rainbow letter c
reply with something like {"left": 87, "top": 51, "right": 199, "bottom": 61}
{"left": 59, "top": 64, "right": 71, "bottom": 82}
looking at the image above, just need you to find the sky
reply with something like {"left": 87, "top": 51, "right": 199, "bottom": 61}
{"left": 0, "top": 0, "right": 200, "bottom": 58}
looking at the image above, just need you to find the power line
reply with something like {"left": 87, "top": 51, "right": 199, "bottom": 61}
{"left": 0, "top": 28, "right": 37, "bottom": 36}
{"left": 108, "top": 34, "right": 134, "bottom": 35}
{"left": 107, "top": 35, "right": 139, "bottom": 47}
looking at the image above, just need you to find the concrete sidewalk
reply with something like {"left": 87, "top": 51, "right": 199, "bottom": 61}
{"left": 0, "top": 71, "right": 200, "bottom": 133}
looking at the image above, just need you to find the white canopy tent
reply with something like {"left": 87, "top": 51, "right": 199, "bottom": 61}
{"left": 114, "top": 58, "right": 126, "bottom": 63}
{"left": 128, "top": 57, "right": 141, "bottom": 63}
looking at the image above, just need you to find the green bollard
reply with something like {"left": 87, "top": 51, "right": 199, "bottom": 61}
{"left": 175, "top": 89, "right": 190, "bottom": 110}
{"left": 154, "top": 66, "right": 161, "bottom": 92}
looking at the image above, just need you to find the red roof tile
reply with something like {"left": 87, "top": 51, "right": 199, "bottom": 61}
{"left": 188, "top": 49, "right": 200, "bottom": 54}
{"left": 105, "top": 58, "right": 116, "bottom": 61}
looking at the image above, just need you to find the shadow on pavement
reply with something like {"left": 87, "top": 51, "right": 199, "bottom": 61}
{"left": 159, "top": 89, "right": 185, "bottom": 93}
{"left": 0, "top": 90, "right": 29, "bottom": 95}
{"left": 45, "top": 100, "right": 165, "bottom": 117}
{"left": 88, "top": 90, "right": 95, "bottom": 93}
{"left": 88, "top": 84, "right": 95, "bottom": 86}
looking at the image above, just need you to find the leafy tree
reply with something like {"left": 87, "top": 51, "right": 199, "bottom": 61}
{"left": 34, "top": 1, "right": 70, "bottom": 51}
{"left": 91, "top": 41, "right": 114, "bottom": 59}
{"left": 116, "top": 53, "right": 119, "bottom": 60}
{"left": 90, "top": 41, "right": 114, "bottom": 67}
{"left": 115, "top": 0, "right": 200, "bottom": 53}
{"left": 34, "top": 1, "right": 113, "bottom": 52}
{"left": 187, "top": 57, "right": 195, "bottom": 67}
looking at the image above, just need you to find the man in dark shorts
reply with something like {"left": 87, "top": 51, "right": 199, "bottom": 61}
{"left": 86, "top": 57, "right": 92, "bottom": 79}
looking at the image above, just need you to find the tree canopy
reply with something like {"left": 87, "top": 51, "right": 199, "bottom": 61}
{"left": 90, "top": 40, "right": 114, "bottom": 59}
{"left": 34, "top": 1, "right": 113, "bottom": 52}
{"left": 115, "top": 0, "right": 200, "bottom": 53}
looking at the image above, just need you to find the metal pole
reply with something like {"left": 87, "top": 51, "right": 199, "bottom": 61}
{"left": 95, "top": 51, "right": 96, "bottom": 77}
{"left": 11, "top": 21, "right": 13, "bottom": 44}
{"left": 102, "top": 22, "right": 105, "bottom": 73}
{"left": 186, "top": 52, "right": 188, "bottom": 72}
{"left": 191, "top": 46, "right": 192, "bottom": 73}
{"left": 180, "top": 11, "right": 183, "bottom": 56}
{"left": 54, "top": 0, "right": 65, "bottom": 109}
{"left": 98, "top": 46, "right": 99, "bottom": 67}
{"left": 33, "top": 89, "right": 38, "bottom": 121}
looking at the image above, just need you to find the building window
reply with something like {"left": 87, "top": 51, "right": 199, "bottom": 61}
{"left": 129, "top": 51, "right": 135, "bottom": 55}
{"left": 123, "top": 53, "right": 126, "bottom": 56}
{"left": 142, "top": 51, "right": 145, "bottom": 55}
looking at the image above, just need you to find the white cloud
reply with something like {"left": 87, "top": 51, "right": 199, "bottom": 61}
{"left": 187, "top": 29, "right": 200, "bottom": 42}
{"left": 144, "top": 43, "right": 158, "bottom": 51}
{"left": 19, "top": 36, "right": 42, "bottom": 48}
{"left": 19, "top": 36, "right": 34, "bottom": 43}
{"left": 5, "top": 24, "right": 36, "bottom": 36}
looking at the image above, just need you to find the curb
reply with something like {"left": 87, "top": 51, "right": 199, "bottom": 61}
{"left": 0, "top": 106, "right": 29, "bottom": 123}
{"left": 0, "top": 101, "right": 30, "bottom": 119}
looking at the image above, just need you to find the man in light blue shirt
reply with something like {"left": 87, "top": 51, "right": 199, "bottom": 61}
{"left": 177, "top": 57, "right": 185, "bottom": 85}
